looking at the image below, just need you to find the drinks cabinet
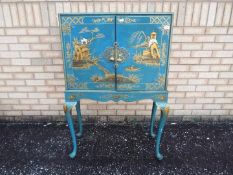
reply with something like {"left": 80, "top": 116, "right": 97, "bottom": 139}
{"left": 59, "top": 13, "right": 172, "bottom": 160}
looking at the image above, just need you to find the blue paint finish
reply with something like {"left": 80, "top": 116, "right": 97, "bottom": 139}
{"left": 155, "top": 102, "right": 169, "bottom": 160}
{"left": 61, "top": 14, "right": 116, "bottom": 90}
{"left": 116, "top": 15, "right": 172, "bottom": 91}
{"left": 60, "top": 13, "right": 172, "bottom": 160}
{"left": 150, "top": 101, "right": 157, "bottom": 138}
{"left": 64, "top": 102, "right": 77, "bottom": 158}
{"left": 76, "top": 101, "right": 83, "bottom": 137}
{"left": 65, "top": 90, "right": 168, "bottom": 103}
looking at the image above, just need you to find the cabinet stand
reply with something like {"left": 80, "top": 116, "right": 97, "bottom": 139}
{"left": 63, "top": 91, "right": 169, "bottom": 160}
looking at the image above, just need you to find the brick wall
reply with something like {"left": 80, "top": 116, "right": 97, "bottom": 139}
{"left": 0, "top": 0, "right": 232, "bottom": 121}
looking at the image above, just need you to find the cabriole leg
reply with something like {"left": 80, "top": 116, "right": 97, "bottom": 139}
{"left": 76, "top": 101, "right": 83, "bottom": 137}
{"left": 155, "top": 104, "right": 169, "bottom": 160}
{"left": 150, "top": 101, "right": 157, "bottom": 138}
{"left": 64, "top": 102, "right": 77, "bottom": 159}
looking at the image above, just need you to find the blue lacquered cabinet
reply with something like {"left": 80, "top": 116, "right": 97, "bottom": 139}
{"left": 59, "top": 13, "right": 172, "bottom": 160}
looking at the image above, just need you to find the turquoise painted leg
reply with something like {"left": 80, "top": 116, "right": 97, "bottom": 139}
{"left": 155, "top": 103, "right": 169, "bottom": 160}
{"left": 75, "top": 101, "right": 83, "bottom": 137}
{"left": 150, "top": 101, "right": 157, "bottom": 138}
{"left": 64, "top": 102, "right": 77, "bottom": 159}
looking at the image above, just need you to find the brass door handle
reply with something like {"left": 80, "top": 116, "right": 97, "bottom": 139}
{"left": 116, "top": 57, "right": 123, "bottom": 62}
{"left": 104, "top": 42, "right": 127, "bottom": 64}
{"left": 114, "top": 42, "right": 123, "bottom": 63}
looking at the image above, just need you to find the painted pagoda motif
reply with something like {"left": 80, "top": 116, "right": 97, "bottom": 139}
{"left": 72, "top": 27, "right": 104, "bottom": 68}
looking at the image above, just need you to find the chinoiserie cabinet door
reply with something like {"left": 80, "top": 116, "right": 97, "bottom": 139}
{"left": 60, "top": 15, "right": 116, "bottom": 90}
{"left": 115, "top": 15, "right": 172, "bottom": 91}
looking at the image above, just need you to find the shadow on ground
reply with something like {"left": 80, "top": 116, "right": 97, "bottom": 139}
{"left": 0, "top": 122, "right": 232, "bottom": 175}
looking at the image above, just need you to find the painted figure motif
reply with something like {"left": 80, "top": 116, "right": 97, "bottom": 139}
{"left": 131, "top": 31, "right": 161, "bottom": 66}
{"left": 148, "top": 32, "right": 160, "bottom": 60}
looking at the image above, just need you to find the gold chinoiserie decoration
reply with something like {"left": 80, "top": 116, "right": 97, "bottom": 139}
{"left": 63, "top": 104, "right": 67, "bottom": 113}
{"left": 130, "top": 31, "right": 161, "bottom": 66}
{"left": 69, "top": 95, "right": 76, "bottom": 100}
{"left": 164, "top": 106, "right": 170, "bottom": 114}
{"left": 72, "top": 27, "right": 104, "bottom": 69}
{"left": 63, "top": 104, "right": 73, "bottom": 114}
{"left": 159, "top": 95, "right": 165, "bottom": 101}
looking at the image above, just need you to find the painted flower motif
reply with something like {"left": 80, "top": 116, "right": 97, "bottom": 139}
{"left": 118, "top": 18, "right": 124, "bottom": 23}
{"left": 81, "top": 38, "right": 88, "bottom": 44}
{"left": 106, "top": 18, "right": 113, "bottom": 23}
{"left": 92, "top": 27, "right": 99, "bottom": 33}
{"left": 163, "top": 25, "right": 170, "bottom": 30}
{"left": 79, "top": 27, "right": 89, "bottom": 33}
{"left": 96, "top": 33, "right": 105, "bottom": 39}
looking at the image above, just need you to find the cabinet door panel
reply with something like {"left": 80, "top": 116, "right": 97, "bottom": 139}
{"left": 116, "top": 15, "right": 172, "bottom": 91}
{"left": 60, "top": 15, "right": 116, "bottom": 90}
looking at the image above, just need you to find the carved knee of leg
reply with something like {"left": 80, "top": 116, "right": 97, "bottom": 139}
{"left": 63, "top": 104, "right": 73, "bottom": 114}
{"left": 163, "top": 105, "right": 169, "bottom": 116}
